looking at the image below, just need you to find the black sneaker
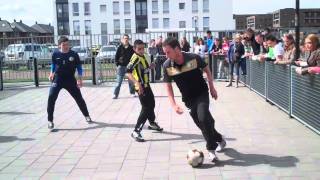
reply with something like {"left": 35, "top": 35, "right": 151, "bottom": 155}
{"left": 85, "top": 116, "right": 93, "bottom": 123}
{"left": 131, "top": 131, "right": 144, "bottom": 142}
{"left": 148, "top": 122, "right": 163, "bottom": 132}
{"left": 48, "top": 122, "right": 54, "bottom": 130}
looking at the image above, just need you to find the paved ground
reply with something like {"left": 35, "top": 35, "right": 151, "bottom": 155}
{"left": 0, "top": 82, "right": 319, "bottom": 180}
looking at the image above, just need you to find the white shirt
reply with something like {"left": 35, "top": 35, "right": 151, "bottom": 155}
{"left": 274, "top": 42, "right": 284, "bottom": 57}
{"left": 194, "top": 45, "right": 206, "bottom": 58}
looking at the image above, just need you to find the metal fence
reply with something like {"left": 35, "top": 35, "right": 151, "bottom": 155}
{"left": 237, "top": 58, "right": 320, "bottom": 134}
{"left": 0, "top": 30, "right": 238, "bottom": 90}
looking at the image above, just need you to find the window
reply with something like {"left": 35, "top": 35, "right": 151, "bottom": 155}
{"left": 135, "top": 1, "right": 147, "bottom": 16}
{"left": 57, "top": 4, "right": 63, "bottom": 18}
{"left": 100, "top": 4, "right": 106, "bottom": 13}
{"left": 125, "top": 19, "right": 131, "bottom": 34}
{"left": 114, "top": 19, "right": 120, "bottom": 34}
{"left": 192, "top": 0, "right": 198, "bottom": 13}
{"left": 101, "top": 23, "right": 108, "bottom": 35}
{"left": 203, "top": 0, "right": 209, "bottom": 12}
{"left": 163, "top": 18, "right": 169, "bottom": 29}
{"left": 113, "top": 1, "right": 119, "bottom": 15}
{"left": 136, "top": 19, "right": 148, "bottom": 33}
{"left": 179, "top": 21, "right": 186, "bottom": 28}
{"left": 152, "top": 0, "right": 158, "bottom": 14}
{"left": 85, "top": 20, "right": 91, "bottom": 35}
{"left": 124, "top": 1, "right": 130, "bottom": 14}
{"left": 72, "top": 3, "right": 79, "bottom": 16}
{"left": 152, "top": 18, "right": 159, "bottom": 28}
{"left": 63, "top": 4, "right": 69, "bottom": 17}
{"left": 84, "top": 2, "right": 90, "bottom": 16}
{"left": 73, "top": 20, "right": 80, "bottom": 35}
{"left": 163, "top": 0, "right": 169, "bottom": 13}
{"left": 203, "top": 17, "right": 209, "bottom": 31}
{"left": 179, "top": 3, "right": 185, "bottom": 10}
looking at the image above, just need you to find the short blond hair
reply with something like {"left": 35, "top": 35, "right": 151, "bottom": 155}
{"left": 234, "top": 33, "right": 242, "bottom": 40}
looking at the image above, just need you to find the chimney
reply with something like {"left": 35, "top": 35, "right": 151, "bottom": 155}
{"left": 20, "top": 20, "right": 22, "bottom": 23}
{"left": 14, "top": 19, "right": 16, "bottom": 22}
{"left": 49, "top": 23, "right": 51, "bottom": 26}
{"left": 0, "top": 18, "right": 1, "bottom": 21}
{"left": 36, "top": 21, "right": 37, "bottom": 24}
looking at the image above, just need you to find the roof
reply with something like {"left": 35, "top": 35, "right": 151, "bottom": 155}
{"left": 0, "top": 20, "right": 14, "bottom": 32}
{"left": 11, "top": 21, "right": 37, "bottom": 33}
{"left": 31, "top": 24, "right": 54, "bottom": 34}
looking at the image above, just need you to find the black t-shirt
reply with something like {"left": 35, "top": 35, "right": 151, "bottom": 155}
{"left": 163, "top": 52, "right": 208, "bottom": 102}
{"left": 52, "top": 50, "right": 81, "bottom": 83}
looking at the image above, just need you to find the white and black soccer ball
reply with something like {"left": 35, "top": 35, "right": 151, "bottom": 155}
{"left": 186, "top": 149, "right": 204, "bottom": 167}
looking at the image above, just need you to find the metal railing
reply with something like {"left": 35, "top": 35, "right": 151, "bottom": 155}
{"left": 0, "top": 30, "right": 239, "bottom": 90}
{"left": 235, "top": 58, "right": 320, "bottom": 134}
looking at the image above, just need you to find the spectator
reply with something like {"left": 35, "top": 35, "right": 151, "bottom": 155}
{"left": 155, "top": 36, "right": 166, "bottom": 80}
{"left": 212, "top": 38, "right": 222, "bottom": 55}
{"left": 148, "top": 39, "right": 158, "bottom": 57}
{"left": 194, "top": 38, "right": 206, "bottom": 60}
{"left": 226, "top": 34, "right": 245, "bottom": 88}
{"left": 274, "top": 34, "right": 296, "bottom": 65}
{"left": 244, "top": 28, "right": 260, "bottom": 55}
{"left": 206, "top": 30, "right": 214, "bottom": 72}
{"left": 181, "top": 37, "right": 191, "bottom": 52}
{"left": 265, "top": 34, "right": 284, "bottom": 62}
{"left": 113, "top": 34, "right": 135, "bottom": 99}
{"left": 252, "top": 32, "right": 267, "bottom": 61}
{"left": 295, "top": 34, "right": 320, "bottom": 75}
{"left": 218, "top": 37, "right": 230, "bottom": 79}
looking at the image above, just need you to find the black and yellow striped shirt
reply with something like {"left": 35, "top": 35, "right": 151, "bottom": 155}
{"left": 126, "top": 53, "right": 150, "bottom": 90}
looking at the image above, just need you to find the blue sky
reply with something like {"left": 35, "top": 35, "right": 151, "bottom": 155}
{"left": 0, "top": 0, "right": 318, "bottom": 26}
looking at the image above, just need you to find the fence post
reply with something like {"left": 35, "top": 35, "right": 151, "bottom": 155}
{"left": 289, "top": 65, "right": 293, "bottom": 118}
{"left": 31, "top": 34, "right": 39, "bottom": 87}
{"left": 0, "top": 56, "right": 3, "bottom": 91}
{"left": 150, "top": 55, "right": 155, "bottom": 83}
{"left": 90, "top": 34, "right": 96, "bottom": 85}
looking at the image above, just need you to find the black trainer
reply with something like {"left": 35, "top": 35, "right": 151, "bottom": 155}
{"left": 48, "top": 122, "right": 54, "bottom": 130}
{"left": 148, "top": 122, "right": 163, "bottom": 132}
{"left": 131, "top": 131, "right": 144, "bottom": 142}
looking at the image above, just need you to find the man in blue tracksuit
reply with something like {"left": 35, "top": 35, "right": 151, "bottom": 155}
{"left": 47, "top": 36, "right": 92, "bottom": 130}
{"left": 206, "top": 30, "right": 214, "bottom": 72}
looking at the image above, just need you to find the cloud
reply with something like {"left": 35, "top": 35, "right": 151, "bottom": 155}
{"left": 0, "top": 0, "right": 53, "bottom": 26}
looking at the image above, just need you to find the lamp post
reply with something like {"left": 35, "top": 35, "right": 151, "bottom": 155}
{"left": 193, "top": 16, "right": 198, "bottom": 38}
{"left": 295, "top": 0, "right": 300, "bottom": 60}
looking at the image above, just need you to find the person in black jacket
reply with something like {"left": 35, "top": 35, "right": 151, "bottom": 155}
{"left": 113, "top": 34, "right": 135, "bottom": 99}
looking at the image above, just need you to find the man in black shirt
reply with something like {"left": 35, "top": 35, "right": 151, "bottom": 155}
{"left": 113, "top": 34, "right": 135, "bottom": 99}
{"left": 47, "top": 36, "right": 92, "bottom": 130}
{"left": 162, "top": 37, "right": 226, "bottom": 162}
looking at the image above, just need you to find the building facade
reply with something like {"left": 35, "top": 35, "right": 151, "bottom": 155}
{"left": 246, "top": 14, "right": 273, "bottom": 31}
{"left": 234, "top": 8, "right": 320, "bottom": 34}
{"left": 52, "top": 0, "right": 235, "bottom": 37}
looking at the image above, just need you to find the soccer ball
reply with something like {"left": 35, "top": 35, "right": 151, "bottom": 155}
{"left": 186, "top": 149, "right": 204, "bottom": 167}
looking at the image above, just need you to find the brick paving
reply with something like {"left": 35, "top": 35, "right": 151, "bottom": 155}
{"left": 0, "top": 82, "right": 319, "bottom": 180}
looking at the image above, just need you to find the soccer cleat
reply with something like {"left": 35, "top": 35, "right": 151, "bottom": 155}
{"left": 208, "top": 150, "right": 219, "bottom": 162}
{"left": 85, "top": 116, "right": 93, "bottom": 123}
{"left": 216, "top": 138, "right": 227, "bottom": 152}
{"left": 131, "top": 131, "right": 145, "bottom": 142}
{"left": 48, "top": 122, "right": 54, "bottom": 130}
{"left": 112, "top": 95, "right": 118, "bottom": 99}
{"left": 148, "top": 122, "right": 163, "bottom": 132}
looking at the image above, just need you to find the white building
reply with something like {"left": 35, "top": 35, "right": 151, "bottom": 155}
{"left": 53, "top": 0, "right": 234, "bottom": 37}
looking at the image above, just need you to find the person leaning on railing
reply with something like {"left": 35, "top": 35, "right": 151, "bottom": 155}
{"left": 295, "top": 34, "right": 320, "bottom": 75}
{"left": 274, "top": 34, "right": 296, "bottom": 65}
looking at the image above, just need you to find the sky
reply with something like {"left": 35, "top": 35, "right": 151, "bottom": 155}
{"left": 0, "top": 0, "right": 318, "bottom": 26}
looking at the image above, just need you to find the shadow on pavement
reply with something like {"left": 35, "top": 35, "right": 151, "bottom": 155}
{"left": 0, "top": 136, "right": 34, "bottom": 143}
{"left": 215, "top": 148, "right": 299, "bottom": 168}
{"left": 0, "top": 111, "right": 34, "bottom": 115}
{"left": 53, "top": 121, "right": 236, "bottom": 143}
